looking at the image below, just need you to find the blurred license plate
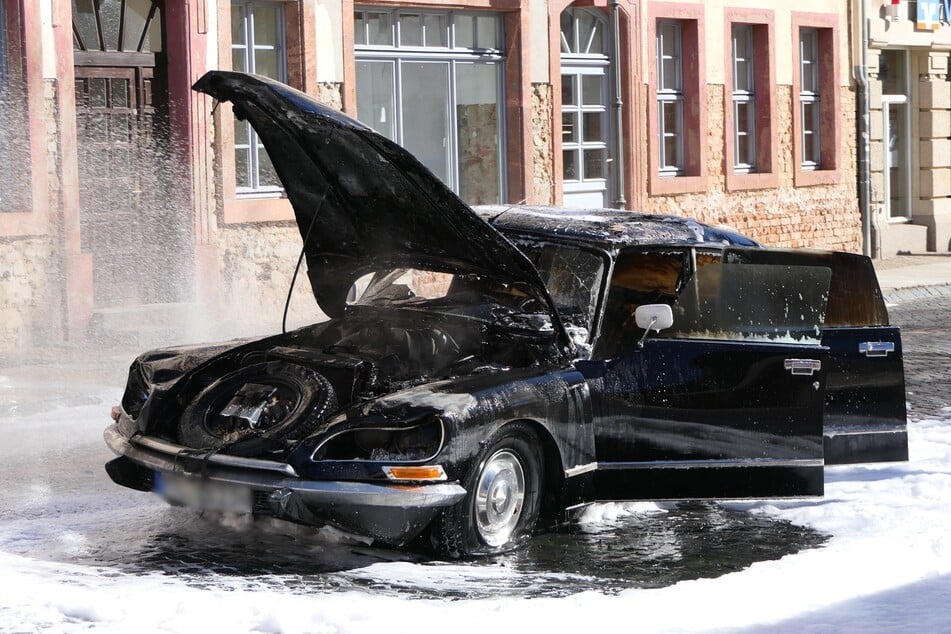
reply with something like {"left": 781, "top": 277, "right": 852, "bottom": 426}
{"left": 154, "top": 471, "right": 252, "bottom": 514}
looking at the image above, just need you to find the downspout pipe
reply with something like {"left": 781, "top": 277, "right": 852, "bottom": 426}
{"left": 611, "top": 0, "right": 626, "bottom": 208}
{"left": 855, "top": 0, "right": 873, "bottom": 257}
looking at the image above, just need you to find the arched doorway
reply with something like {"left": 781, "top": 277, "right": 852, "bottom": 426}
{"left": 560, "top": 8, "right": 612, "bottom": 209}
{"left": 72, "top": 0, "right": 192, "bottom": 308}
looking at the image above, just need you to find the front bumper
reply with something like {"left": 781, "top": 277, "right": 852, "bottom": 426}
{"left": 103, "top": 424, "right": 466, "bottom": 544}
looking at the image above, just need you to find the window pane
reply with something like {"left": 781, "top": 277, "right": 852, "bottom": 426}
{"left": 124, "top": 0, "right": 154, "bottom": 52}
{"left": 456, "top": 63, "right": 501, "bottom": 204}
{"left": 583, "top": 112, "right": 602, "bottom": 143}
{"left": 584, "top": 149, "right": 605, "bottom": 180}
{"left": 881, "top": 49, "right": 907, "bottom": 96}
{"left": 254, "top": 48, "right": 280, "bottom": 79}
{"left": 235, "top": 145, "right": 251, "bottom": 188}
{"left": 367, "top": 12, "right": 393, "bottom": 45}
{"left": 232, "top": 48, "right": 248, "bottom": 73}
{"left": 234, "top": 119, "right": 249, "bottom": 146}
{"left": 354, "top": 11, "right": 366, "bottom": 46}
{"left": 582, "top": 75, "right": 602, "bottom": 105}
{"left": 401, "top": 62, "right": 451, "bottom": 185}
{"left": 476, "top": 15, "right": 499, "bottom": 49}
{"left": 563, "top": 112, "right": 577, "bottom": 143}
{"left": 253, "top": 6, "right": 280, "bottom": 47}
{"left": 562, "top": 75, "right": 575, "bottom": 105}
{"left": 734, "top": 59, "right": 751, "bottom": 92}
{"left": 144, "top": 5, "right": 162, "bottom": 52}
{"left": 802, "top": 102, "right": 818, "bottom": 164}
{"left": 99, "top": 0, "right": 121, "bottom": 51}
{"left": 563, "top": 150, "right": 578, "bottom": 180}
{"left": 888, "top": 102, "right": 909, "bottom": 217}
{"left": 258, "top": 146, "right": 280, "bottom": 187}
{"left": 111, "top": 78, "right": 130, "bottom": 108}
{"left": 560, "top": 12, "right": 575, "bottom": 54}
{"left": 90, "top": 78, "right": 107, "bottom": 107}
{"left": 423, "top": 14, "right": 448, "bottom": 47}
{"left": 455, "top": 14, "right": 474, "bottom": 48}
{"left": 356, "top": 61, "right": 396, "bottom": 140}
{"left": 401, "top": 13, "right": 423, "bottom": 46}
{"left": 73, "top": 0, "right": 101, "bottom": 50}
{"left": 660, "top": 21, "right": 680, "bottom": 58}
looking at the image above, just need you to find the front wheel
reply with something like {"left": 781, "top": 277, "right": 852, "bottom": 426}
{"left": 431, "top": 423, "right": 542, "bottom": 558}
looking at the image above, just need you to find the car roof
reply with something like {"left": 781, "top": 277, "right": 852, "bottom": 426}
{"left": 475, "top": 205, "right": 760, "bottom": 249}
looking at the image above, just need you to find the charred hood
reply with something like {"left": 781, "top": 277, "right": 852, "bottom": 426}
{"left": 192, "top": 71, "right": 567, "bottom": 348}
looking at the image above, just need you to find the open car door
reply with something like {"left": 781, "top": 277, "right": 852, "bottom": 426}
{"left": 725, "top": 249, "right": 908, "bottom": 464}
{"left": 593, "top": 256, "right": 832, "bottom": 501}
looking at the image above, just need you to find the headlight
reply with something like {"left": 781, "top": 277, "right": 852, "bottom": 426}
{"left": 120, "top": 363, "right": 151, "bottom": 419}
{"left": 312, "top": 416, "right": 444, "bottom": 462}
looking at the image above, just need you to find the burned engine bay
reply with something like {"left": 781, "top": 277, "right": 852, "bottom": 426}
{"left": 120, "top": 299, "right": 561, "bottom": 457}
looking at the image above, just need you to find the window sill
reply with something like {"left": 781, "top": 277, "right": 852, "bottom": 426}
{"left": 222, "top": 195, "right": 295, "bottom": 224}
{"left": 725, "top": 171, "right": 780, "bottom": 192}
{"left": 793, "top": 167, "right": 841, "bottom": 187}
{"left": 648, "top": 174, "right": 708, "bottom": 196}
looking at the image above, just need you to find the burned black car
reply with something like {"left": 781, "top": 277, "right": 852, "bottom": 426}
{"left": 104, "top": 71, "right": 908, "bottom": 558}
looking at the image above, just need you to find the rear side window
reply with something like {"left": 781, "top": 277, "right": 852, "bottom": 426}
{"left": 724, "top": 249, "right": 888, "bottom": 326}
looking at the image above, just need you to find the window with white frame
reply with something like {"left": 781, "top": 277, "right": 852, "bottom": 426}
{"left": 799, "top": 28, "right": 820, "bottom": 170}
{"left": 231, "top": 1, "right": 285, "bottom": 193}
{"left": 354, "top": 9, "right": 505, "bottom": 205}
{"left": 657, "top": 21, "right": 683, "bottom": 176}
{"left": 732, "top": 24, "right": 756, "bottom": 173}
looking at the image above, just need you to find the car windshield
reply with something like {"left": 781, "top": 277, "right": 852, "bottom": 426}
{"left": 350, "top": 268, "right": 543, "bottom": 318}
{"left": 348, "top": 244, "right": 605, "bottom": 337}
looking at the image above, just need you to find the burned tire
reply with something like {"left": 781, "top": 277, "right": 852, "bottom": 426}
{"left": 431, "top": 423, "right": 542, "bottom": 559}
{"left": 178, "top": 361, "right": 336, "bottom": 457}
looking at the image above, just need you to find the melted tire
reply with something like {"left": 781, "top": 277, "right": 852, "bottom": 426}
{"left": 431, "top": 423, "right": 542, "bottom": 559}
{"left": 178, "top": 361, "right": 336, "bottom": 457}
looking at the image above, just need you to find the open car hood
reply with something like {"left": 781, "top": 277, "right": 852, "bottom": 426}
{"left": 193, "top": 71, "right": 568, "bottom": 349}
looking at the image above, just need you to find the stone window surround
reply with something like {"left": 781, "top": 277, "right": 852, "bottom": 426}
{"left": 216, "top": 0, "right": 314, "bottom": 224}
{"left": 791, "top": 12, "right": 841, "bottom": 188}
{"left": 647, "top": 2, "right": 706, "bottom": 196}
{"left": 723, "top": 8, "right": 779, "bottom": 192}
{"left": 0, "top": 0, "right": 50, "bottom": 237}
{"left": 342, "top": 0, "right": 534, "bottom": 206}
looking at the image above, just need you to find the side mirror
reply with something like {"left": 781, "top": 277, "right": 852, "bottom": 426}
{"left": 635, "top": 304, "right": 674, "bottom": 346}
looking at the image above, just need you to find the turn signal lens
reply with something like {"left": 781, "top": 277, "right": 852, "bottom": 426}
{"left": 382, "top": 465, "right": 447, "bottom": 481}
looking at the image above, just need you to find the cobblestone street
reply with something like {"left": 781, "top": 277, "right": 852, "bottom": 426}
{"left": 888, "top": 295, "right": 951, "bottom": 420}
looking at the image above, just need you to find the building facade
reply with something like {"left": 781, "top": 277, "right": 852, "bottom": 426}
{"left": 863, "top": 0, "right": 951, "bottom": 256}
{"left": 1, "top": 0, "right": 862, "bottom": 353}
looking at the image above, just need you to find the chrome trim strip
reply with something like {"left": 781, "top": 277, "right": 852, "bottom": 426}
{"left": 597, "top": 458, "right": 824, "bottom": 471}
{"left": 824, "top": 426, "right": 907, "bottom": 438}
{"left": 565, "top": 462, "right": 598, "bottom": 477}
{"left": 131, "top": 434, "right": 300, "bottom": 477}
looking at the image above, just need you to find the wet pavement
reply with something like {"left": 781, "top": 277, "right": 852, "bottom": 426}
{"left": 0, "top": 294, "right": 946, "bottom": 599}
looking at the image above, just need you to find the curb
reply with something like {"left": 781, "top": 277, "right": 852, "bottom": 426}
{"left": 883, "top": 283, "right": 951, "bottom": 304}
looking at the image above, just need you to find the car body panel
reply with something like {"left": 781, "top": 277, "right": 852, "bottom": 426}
{"left": 723, "top": 248, "right": 908, "bottom": 464}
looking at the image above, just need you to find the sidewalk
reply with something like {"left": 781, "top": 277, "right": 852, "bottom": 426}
{"left": 872, "top": 254, "right": 951, "bottom": 303}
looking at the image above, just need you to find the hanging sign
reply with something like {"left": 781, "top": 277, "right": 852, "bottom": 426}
{"left": 917, "top": 0, "right": 951, "bottom": 31}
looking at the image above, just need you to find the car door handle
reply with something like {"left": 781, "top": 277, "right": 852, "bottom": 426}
{"left": 859, "top": 341, "right": 895, "bottom": 357}
{"left": 784, "top": 359, "right": 822, "bottom": 376}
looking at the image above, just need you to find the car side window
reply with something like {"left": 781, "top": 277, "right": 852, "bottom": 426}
{"left": 595, "top": 249, "right": 688, "bottom": 358}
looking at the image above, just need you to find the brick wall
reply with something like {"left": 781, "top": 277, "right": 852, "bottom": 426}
{"left": 644, "top": 85, "right": 861, "bottom": 252}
